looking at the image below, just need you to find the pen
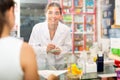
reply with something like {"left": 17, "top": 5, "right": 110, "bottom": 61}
{"left": 49, "top": 65, "right": 56, "bottom": 70}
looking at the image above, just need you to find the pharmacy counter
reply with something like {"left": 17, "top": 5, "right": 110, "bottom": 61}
{"left": 38, "top": 61, "right": 117, "bottom": 80}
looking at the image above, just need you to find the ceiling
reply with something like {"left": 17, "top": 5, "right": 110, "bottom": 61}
{"left": 20, "top": 0, "right": 48, "bottom": 4}
{"left": 20, "top": 0, "right": 48, "bottom": 9}
{"left": 20, "top": 3, "right": 46, "bottom": 9}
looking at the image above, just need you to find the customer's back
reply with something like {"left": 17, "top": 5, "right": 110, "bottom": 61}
{"left": 0, "top": 37, "right": 24, "bottom": 80}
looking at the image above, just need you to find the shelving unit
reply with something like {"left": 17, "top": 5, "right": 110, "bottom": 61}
{"left": 101, "top": 0, "right": 115, "bottom": 38}
{"left": 49, "top": 0, "right": 97, "bottom": 53}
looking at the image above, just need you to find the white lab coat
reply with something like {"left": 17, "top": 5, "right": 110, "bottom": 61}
{"left": 29, "top": 21, "right": 72, "bottom": 69}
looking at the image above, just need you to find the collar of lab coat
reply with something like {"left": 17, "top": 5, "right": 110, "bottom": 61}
{"left": 44, "top": 21, "right": 63, "bottom": 43}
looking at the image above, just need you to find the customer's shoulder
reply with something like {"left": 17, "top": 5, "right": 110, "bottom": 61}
{"left": 22, "top": 42, "right": 34, "bottom": 53}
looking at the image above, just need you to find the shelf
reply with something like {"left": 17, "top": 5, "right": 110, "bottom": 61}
{"left": 75, "top": 44, "right": 83, "bottom": 47}
{"left": 72, "top": 32, "right": 94, "bottom": 34}
{"left": 74, "top": 22, "right": 83, "bottom": 24}
{"left": 86, "top": 6, "right": 94, "bottom": 9}
{"left": 63, "top": 6, "right": 71, "bottom": 9}
{"left": 64, "top": 22, "right": 72, "bottom": 24}
{"left": 111, "top": 24, "right": 120, "bottom": 28}
{"left": 72, "top": 32, "right": 83, "bottom": 34}
{"left": 74, "top": 6, "right": 83, "bottom": 8}
{"left": 74, "top": 12, "right": 96, "bottom": 15}
{"left": 68, "top": 50, "right": 90, "bottom": 54}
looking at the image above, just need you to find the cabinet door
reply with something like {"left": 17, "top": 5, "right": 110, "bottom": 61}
{"left": 73, "top": 0, "right": 97, "bottom": 51}
{"left": 101, "top": 0, "right": 115, "bottom": 38}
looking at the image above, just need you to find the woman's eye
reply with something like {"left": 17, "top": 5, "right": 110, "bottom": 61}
{"left": 48, "top": 12, "right": 52, "bottom": 14}
{"left": 55, "top": 12, "right": 60, "bottom": 15}
{"left": 48, "top": 11, "right": 60, "bottom": 15}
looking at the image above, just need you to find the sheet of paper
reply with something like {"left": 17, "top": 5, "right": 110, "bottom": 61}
{"left": 38, "top": 70, "right": 68, "bottom": 79}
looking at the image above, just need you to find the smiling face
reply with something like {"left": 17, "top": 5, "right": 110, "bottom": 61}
{"left": 45, "top": 2, "right": 62, "bottom": 27}
{"left": 46, "top": 6, "right": 61, "bottom": 26}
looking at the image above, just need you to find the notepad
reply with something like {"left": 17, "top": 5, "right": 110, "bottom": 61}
{"left": 49, "top": 49, "right": 60, "bottom": 53}
{"left": 38, "top": 70, "right": 68, "bottom": 79}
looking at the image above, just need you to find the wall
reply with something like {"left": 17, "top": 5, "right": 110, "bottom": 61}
{"left": 20, "top": 0, "right": 47, "bottom": 42}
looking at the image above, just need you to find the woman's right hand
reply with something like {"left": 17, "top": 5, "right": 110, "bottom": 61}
{"left": 47, "top": 44, "right": 56, "bottom": 53}
{"left": 47, "top": 74, "right": 59, "bottom": 80}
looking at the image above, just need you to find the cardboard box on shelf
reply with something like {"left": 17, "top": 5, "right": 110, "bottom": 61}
{"left": 111, "top": 9, "right": 120, "bottom": 28}
{"left": 111, "top": 24, "right": 120, "bottom": 28}
{"left": 115, "top": 0, "right": 120, "bottom": 25}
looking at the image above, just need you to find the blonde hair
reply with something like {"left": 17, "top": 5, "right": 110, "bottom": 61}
{"left": 45, "top": 2, "right": 62, "bottom": 15}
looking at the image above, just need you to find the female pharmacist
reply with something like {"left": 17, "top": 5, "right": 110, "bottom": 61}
{"left": 29, "top": 2, "right": 72, "bottom": 69}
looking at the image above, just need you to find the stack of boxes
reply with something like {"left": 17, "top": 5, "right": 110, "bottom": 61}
{"left": 110, "top": 0, "right": 120, "bottom": 38}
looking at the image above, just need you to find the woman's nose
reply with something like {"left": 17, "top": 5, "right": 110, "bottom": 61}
{"left": 51, "top": 13, "right": 56, "bottom": 17}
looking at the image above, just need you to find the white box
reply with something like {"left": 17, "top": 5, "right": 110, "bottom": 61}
{"left": 85, "top": 62, "right": 97, "bottom": 73}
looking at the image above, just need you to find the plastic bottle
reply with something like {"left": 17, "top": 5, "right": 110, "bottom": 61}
{"left": 77, "top": 51, "right": 87, "bottom": 74}
{"left": 96, "top": 52, "right": 104, "bottom": 72}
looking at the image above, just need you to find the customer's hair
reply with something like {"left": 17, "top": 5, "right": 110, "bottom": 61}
{"left": 0, "top": 0, "right": 15, "bottom": 37}
{"left": 45, "top": 2, "right": 62, "bottom": 15}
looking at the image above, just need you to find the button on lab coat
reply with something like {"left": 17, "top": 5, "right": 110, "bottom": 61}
{"left": 29, "top": 21, "right": 72, "bottom": 69}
